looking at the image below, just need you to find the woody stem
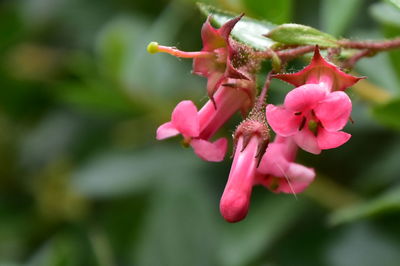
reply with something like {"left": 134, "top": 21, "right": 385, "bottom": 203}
{"left": 257, "top": 37, "right": 400, "bottom": 63}
{"left": 338, "top": 37, "right": 400, "bottom": 50}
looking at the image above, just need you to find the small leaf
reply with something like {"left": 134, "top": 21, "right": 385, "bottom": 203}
{"left": 329, "top": 185, "right": 400, "bottom": 225}
{"left": 266, "top": 23, "right": 338, "bottom": 47}
{"left": 372, "top": 98, "right": 400, "bottom": 130}
{"left": 198, "top": 3, "right": 276, "bottom": 50}
{"left": 370, "top": 2, "right": 400, "bottom": 28}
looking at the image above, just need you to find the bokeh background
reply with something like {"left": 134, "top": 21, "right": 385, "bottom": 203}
{"left": 1, "top": 0, "right": 400, "bottom": 265}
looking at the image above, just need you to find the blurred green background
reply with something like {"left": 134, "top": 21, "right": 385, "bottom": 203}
{"left": 1, "top": 0, "right": 400, "bottom": 265}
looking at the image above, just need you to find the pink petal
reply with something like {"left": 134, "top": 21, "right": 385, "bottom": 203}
{"left": 317, "top": 128, "right": 351, "bottom": 149}
{"left": 171, "top": 100, "right": 200, "bottom": 138}
{"left": 284, "top": 84, "right": 327, "bottom": 112}
{"left": 220, "top": 136, "right": 257, "bottom": 222}
{"left": 206, "top": 72, "right": 224, "bottom": 96}
{"left": 257, "top": 142, "right": 290, "bottom": 176}
{"left": 314, "top": 91, "right": 352, "bottom": 131}
{"left": 276, "top": 163, "right": 315, "bottom": 194}
{"left": 156, "top": 122, "right": 179, "bottom": 140}
{"left": 190, "top": 138, "right": 227, "bottom": 162}
{"left": 198, "top": 86, "right": 248, "bottom": 140}
{"left": 266, "top": 104, "right": 302, "bottom": 137}
{"left": 293, "top": 128, "right": 321, "bottom": 154}
{"left": 200, "top": 17, "right": 225, "bottom": 51}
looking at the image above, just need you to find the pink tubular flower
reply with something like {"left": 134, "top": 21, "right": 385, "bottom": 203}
{"left": 148, "top": 15, "right": 257, "bottom": 108}
{"left": 255, "top": 136, "right": 315, "bottom": 194}
{"left": 220, "top": 112, "right": 270, "bottom": 222}
{"left": 154, "top": 16, "right": 259, "bottom": 162}
{"left": 193, "top": 15, "right": 252, "bottom": 99}
{"left": 220, "top": 135, "right": 258, "bottom": 222}
{"left": 266, "top": 84, "right": 352, "bottom": 154}
{"left": 156, "top": 100, "right": 227, "bottom": 162}
{"left": 273, "top": 47, "right": 363, "bottom": 92}
{"left": 156, "top": 82, "right": 252, "bottom": 162}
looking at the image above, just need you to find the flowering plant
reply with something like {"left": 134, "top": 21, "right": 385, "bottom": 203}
{"left": 148, "top": 4, "right": 400, "bottom": 222}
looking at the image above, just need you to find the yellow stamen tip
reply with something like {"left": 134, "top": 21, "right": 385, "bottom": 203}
{"left": 147, "top": 42, "right": 159, "bottom": 54}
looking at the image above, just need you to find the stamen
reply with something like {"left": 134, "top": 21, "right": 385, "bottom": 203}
{"left": 299, "top": 117, "right": 306, "bottom": 131}
{"left": 275, "top": 161, "right": 297, "bottom": 199}
{"left": 308, "top": 120, "right": 318, "bottom": 135}
{"left": 146, "top": 41, "right": 214, "bottom": 58}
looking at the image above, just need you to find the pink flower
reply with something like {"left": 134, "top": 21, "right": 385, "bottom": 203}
{"left": 266, "top": 84, "right": 352, "bottom": 154}
{"left": 273, "top": 47, "right": 363, "bottom": 92}
{"left": 220, "top": 135, "right": 258, "bottom": 222}
{"left": 193, "top": 15, "right": 252, "bottom": 99}
{"left": 156, "top": 100, "right": 227, "bottom": 162}
{"left": 157, "top": 81, "right": 252, "bottom": 162}
{"left": 220, "top": 113, "right": 270, "bottom": 222}
{"left": 255, "top": 136, "right": 315, "bottom": 194}
{"left": 266, "top": 47, "right": 361, "bottom": 154}
{"left": 148, "top": 15, "right": 257, "bottom": 110}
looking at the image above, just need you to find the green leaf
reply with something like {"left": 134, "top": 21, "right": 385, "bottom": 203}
{"left": 266, "top": 23, "right": 338, "bottom": 47}
{"left": 241, "top": 0, "right": 292, "bottom": 25}
{"left": 329, "top": 185, "right": 400, "bottom": 225}
{"left": 321, "top": 0, "right": 363, "bottom": 36}
{"left": 198, "top": 3, "right": 276, "bottom": 50}
{"left": 372, "top": 98, "right": 400, "bottom": 130}
{"left": 370, "top": 2, "right": 400, "bottom": 28}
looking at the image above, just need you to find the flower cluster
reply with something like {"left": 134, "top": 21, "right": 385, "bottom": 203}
{"left": 152, "top": 15, "right": 257, "bottom": 162}
{"left": 149, "top": 16, "right": 361, "bottom": 222}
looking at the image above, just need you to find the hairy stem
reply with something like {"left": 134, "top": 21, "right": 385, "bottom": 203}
{"left": 256, "top": 71, "right": 272, "bottom": 110}
{"left": 338, "top": 37, "right": 400, "bottom": 51}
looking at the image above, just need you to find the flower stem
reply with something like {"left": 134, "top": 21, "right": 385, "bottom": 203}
{"left": 341, "top": 49, "right": 373, "bottom": 69}
{"left": 256, "top": 71, "right": 272, "bottom": 111}
{"left": 338, "top": 37, "right": 400, "bottom": 50}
